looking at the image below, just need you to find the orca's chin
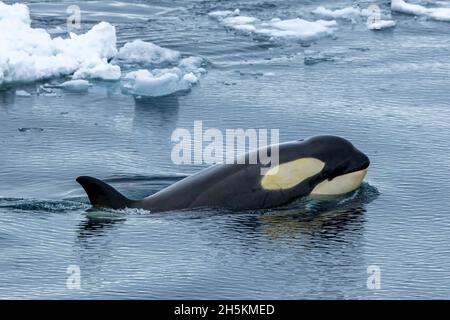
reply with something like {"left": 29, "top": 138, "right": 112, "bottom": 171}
{"left": 310, "top": 168, "right": 368, "bottom": 196}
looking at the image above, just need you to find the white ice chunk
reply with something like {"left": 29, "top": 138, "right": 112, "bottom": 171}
{"left": 0, "top": 1, "right": 30, "bottom": 24}
{"left": 208, "top": 9, "right": 240, "bottom": 19}
{"left": 116, "top": 39, "right": 180, "bottom": 65}
{"left": 312, "top": 6, "right": 362, "bottom": 20}
{"left": 123, "top": 57, "right": 205, "bottom": 97}
{"left": 391, "top": 0, "right": 430, "bottom": 16}
{"left": 391, "top": 0, "right": 450, "bottom": 22}
{"left": 182, "top": 72, "right": 198, "bottom": 84}
{"left": 0, "top": 1, "right": 118, "bottom": 85}
{"left": 223, "top": 15, "right": 260, "bottom": 26}
{"left": 257, "top": 18, "right": 337, "bottom": 41}
{"left": 57, "top": 22, "right": 118, "bottom": 62}
{"left": 428, "top": 8, "right": 450, "bottom": 22}
{"left": 60, "top": 79, "right": 92, "bottom": 91}
{"left": 213, "top": 10, "right": 337, "bottom": 41}
{"left": 15, "top": 90, "right": 31, "bottom": 97}
{"left": 367, "top": 19, "right": 396, "bottom": 30}
{"left": 72, "top": 59, "right": 121, "bottom": 80}
{"left": 178, "top": 56, "right": 205, "bottom": 73}
{"left": 124, "top": 69, "right": 184, "bottom": 97}
{"left": 0, "top": 1, "right": 207, "bottom": 95}
{"left": 312, "top": 5, "right": 397, "bottom": 31}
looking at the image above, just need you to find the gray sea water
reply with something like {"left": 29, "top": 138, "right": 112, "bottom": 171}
{"left": 1, "top": 0, "right": 450, "bottom": 299}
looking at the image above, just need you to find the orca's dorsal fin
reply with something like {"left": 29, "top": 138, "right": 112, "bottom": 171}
{"left": 76, "top": 176, "right": 133, "bottom": 209}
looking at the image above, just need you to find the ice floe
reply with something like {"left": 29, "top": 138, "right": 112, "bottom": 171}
{"left": 258, "top": 18, "right": 337, "bottom": 40}
{"left": 312, "top": 6, "right": 365, "bottom": 20}
{"left": 209, "top": 9, "right": 337, "bottom": 41}
{"left": 313, "top": 5, "right": 396, "bottom": 31}
{"left": 367, "top": 19, "right": 396, "bottom": 30}
{"left": 391, "top": 0, "right": 430, "bottom": 16}
{"left": 59, "top": 79, "right": 92, "bottom": 92}
{"left": 0, "top": 1, "right": 118, "bottom": 85}
{"left": 122, "top": 57, "right": 205, "bottom": 97}
{"left": 0, "top": 1, "right": 29, "bottom": 24}
{"left": 115, "top": 41, "right": 205, "bottom": 96}
{"left": 15, "top": 90, "right": 31, "bottom": 97}
{"left": 0, "top": 1, "right": 205, "bottom": 97}
{"left": 72, "top": 59, "right": 121, "bottom": 81}
{"left": 391, "top": 0, "right": 450, "bottom": 22}
{"left": 208, "top": 9, "right": 240, "bottom": 19}
{"left": 116, "top": 39, "right": 181, "bottom": 65}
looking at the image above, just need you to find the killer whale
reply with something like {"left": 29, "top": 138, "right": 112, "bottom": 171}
{"left": 77, "top": 135, "right": 370, "bottom": 212}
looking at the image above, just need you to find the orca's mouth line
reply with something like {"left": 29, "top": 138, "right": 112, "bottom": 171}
{"left": 356, "top": 160, "right": 370, "bottom": 172}
{"left": 327, "top": 160, "right": 370, "bottom": 182}
{"left": 349, "top": 162, "right": 370, "bottom": 175}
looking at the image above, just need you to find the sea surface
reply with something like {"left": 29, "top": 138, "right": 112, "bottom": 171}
{"left": 1, "top": 0, "right": 450, "bottom": 299}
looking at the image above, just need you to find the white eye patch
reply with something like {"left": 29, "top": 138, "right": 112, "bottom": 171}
{"left": 261, "top": 157, "right": 325, "bottom": 190}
